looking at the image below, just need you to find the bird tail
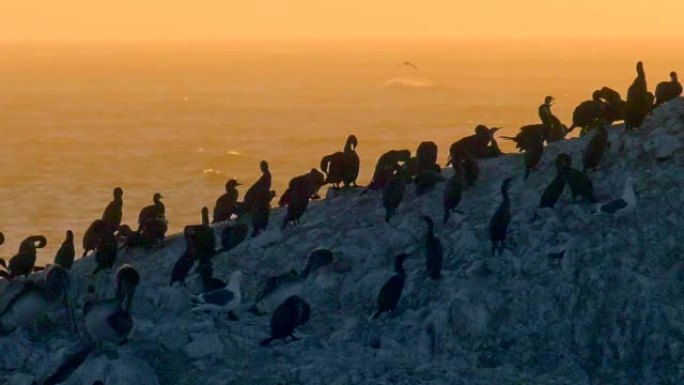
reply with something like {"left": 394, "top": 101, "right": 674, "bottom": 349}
{"left": 42, "top": 343, "right": 95, "bottom": 385}
{"left": 260, "top": 337, "right": 274, "bottom": 347}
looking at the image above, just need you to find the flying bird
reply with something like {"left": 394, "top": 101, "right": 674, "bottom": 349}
{"left": 399, "top": 62, "right": 418, "bottom": 71}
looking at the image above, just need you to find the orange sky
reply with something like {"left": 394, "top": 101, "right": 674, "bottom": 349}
{"left": 1, "top": 0, "right": 682, "bottom": 41}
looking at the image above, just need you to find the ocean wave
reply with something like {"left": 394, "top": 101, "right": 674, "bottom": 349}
{"left": 383, "top": 77, "right": 436, "bottom": 89}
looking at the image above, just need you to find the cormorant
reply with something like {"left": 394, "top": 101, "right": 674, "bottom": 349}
{"left": 523, "top": 130, "right": 545, "bottom": 180}
{"left": 416, "top": 141, "right": 439, "bottom": 173}
{"left": 190, "top": 207, "right": 216, "bottom": 263}
{"left": 557, "top": 154, "right": 597, "bottom": 203}
{"left": 54, "top": 230, "right": 75, "bottom": 269}
{"left": 169, "top": 227, "right": 197, "bottom": 287}
{"left": 582, "top": 123, "right": 609, "bottom": 171}
{"left": 220, "top": 223, "right": 249, "bottom": 251}
{"left": 569, "top": 90, "right": 608, "bottom": 133}
{"left": 281, "top": 169, "right": 325, "bottom": 229}
{"left": 83, "top": 219, "right": 107, "bottom": 257}
{"left": 538, "top": 96, "right": 567, "bottom": 141}
{"left": 301, "top": 248, "right": 334, "bottom": 278}
{"left": 449, "top": 125, "right": 502, "bottom": 159}
{"left": 251, "top": 190, "right": 276, "bottom": 237}
{"left": 489, "top": 178, "right": 513, "bottom": 256}
{"left": 8, "top": 235, "right": 47, "bottom": 278}
{"left": 414, "top": 169, "right": 445, "bottom": 195}
{"left": 366, "top": 149, "right": 411, "bottom": 191}
{"left": 213, "top": 179, "right": 241, "bottom": 223}
{"left": 243, "top": 160, "right": 272, "bottom": 215}
{"left": 260, "top": 295, "right": 311, "bottom": 346}
{"left": 320, "top": 135, "right": 359, "bottom": 188}
{"left": 140, "top": 218, "right": 168, "bottom": 248}
{"left": 382, "top": 168, "right": 407, "bottom": 223}
{"left": 443, "top": 160, "right": 465, "bottom": 224}
{"left": 600, "top": 86, "right": 626, "bottom": 122}
{"left": 372, "top": 254, "right": 407, "bottom": 319}
{"left": 421, "top": 216, "right": 443, "bottom": 280}
{"left": 93, "top": 231, "right": 118, "bottom": 275}
{"left": 138, "top": 193, "right": 165, "bottom": 230}
{"left": 102, "top": 187, "right": 124, "bottom": 232}
{"left": 625, "top": 61, "right": 652, "bottom": 129}
{"left": 84, "top": 264, "right": 139, "bottom": 345}
{"left": 654, "top": 71, "right": 682, "bottom": 107}
{"left": 539, "top": 155, "right": 568, "bottom": 209}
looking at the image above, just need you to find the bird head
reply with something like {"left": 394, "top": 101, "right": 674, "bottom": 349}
{"left": 226, "top": 179, "right": 241, "bottom": 190}
{"left": 113, "top": 187, "right": 123, "bottom": 198}
{"left": 671, "top": 71, "right": 678, "bottom": 81}
{"left": 66, "top": 230, "right": 74, "bottom": 241}
{"left": 0, "top": 231, "right": 4, "bottom": 247}
{"left": 153, "top": 193, "right": 163, "bottom": 202}
{"left": 260, "top": 160, "right": 269, "bottom": 173}
{"left": 346, "top": 134, "right": 358, "bottom": 151}
{"left": 636, "top": 61, "right": 645, "bottom": 76}
{"left": 592, "top": 90, "right": 602, "bottom": 101}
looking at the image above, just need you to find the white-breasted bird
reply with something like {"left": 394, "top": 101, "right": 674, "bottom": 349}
{"left": 84, "top": 264, "right": 140, "bottom": 345}
{"left": 192, "top": 270, "right": 242, "bottom": 313}
{"left": 594, "top": 176, "right": 636, "bottom": 217}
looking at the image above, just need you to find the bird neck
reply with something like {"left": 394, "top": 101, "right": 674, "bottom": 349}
{"left": 395, "top": 263, "right": 405, "bottom": 277}
{"left": 228, "top": 275, "right": 241, "bottom": 292}
{"left": 623, "top": 182, "right": 635, "bottom": 202}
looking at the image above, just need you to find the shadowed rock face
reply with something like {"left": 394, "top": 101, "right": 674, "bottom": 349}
{"left": 2, "top": 99, "right": 684, "bottom": 385}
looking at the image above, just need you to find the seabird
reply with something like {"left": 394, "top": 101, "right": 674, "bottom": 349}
{"left": 400, "top": 62, "right": 418, "bottom": 71}
{"left": 138, "top": 193, "right": 165, "bottom": 230}
{"left": 84, "top": 264, "right": 140, "bottom": 345}
{"left": 8, "top": 235, "right": 47, "bottom": 278}
{"left": 320, "top": 135, "right": 360, "bottom": 188}
{"left": 220, "top": 223, "right": 249, "bottom": 251}
{"left": 82, "top": 219, "right": 107, "bottom": 257}
{"left": 251, "top": 190, "right": 276, "bottom": 237}
{"left": 102, "top": 187, "right": 124, "bottom": 232}
{"left": 54, "top": 230, "right": 76, "bottom": 269}
{"left": 213, "top": 179, "right": 241, "bottom": 223}
{"left": 169, "top": 227, "right": 197, "bottom": 287}
{"left": 421, "top": 216, "right": 443, "bottom": 280}
{"left": 0, "top": 264, "right": 77, "bottom": 335}
{"left": 382, "top": 168, "right": 407, "bottom": 223}
{"left": 443, "top": 159, "right": 465, "bottom": 224}
{"left": 281, "top": 169, "right": 325, "bottom": 229}
{"left": 523, "top": 130, "right": 544, "bottom": 180}
{"left": 366, "top": 149, "right": 411, "bottom": 191}
{"left": 192, "top": 270, "right": 242, "bottom": 313}
{"left": 489, "top": 178, "right": 514, "bottom": 256}
{"left": 260, "top": 295, "right": 311, "bottom": 346}
{"left": 582, "top": 122, "right": 609, "bottom": 171}
{"left": 93, "top": 231, "right": 118, "bottom": 275}
{"left": 557, "top": 154, "right": 597, "bottom": 203}
{"left": 654, "top": 71, "right": 682, "bottom": 107}
{"left": 594, "top": 177, "right": 636, "bottom": 217}
{"left": 625, "top": 61, "right": 652, "bottom": 129}
{"left": 568, "top": 90, "right": 608, "bottom": 133}
{"left": 372, "top": 254, "right": 407, "bottom": 319}
{"left": 242, "top": 160, "right": 272, "bottom": 215}
{"left": 414, "top": 169, "right": 445, "bottom": 195}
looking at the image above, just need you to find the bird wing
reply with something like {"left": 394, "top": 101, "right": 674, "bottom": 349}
{"left": 199, "top": 288, "right": 235, "bottom": 306}
{"left": 107, "top": 308, "right": 133, "bottom": 335}
{"left": 599, "top": 199, "right": 628, "bottom": 214}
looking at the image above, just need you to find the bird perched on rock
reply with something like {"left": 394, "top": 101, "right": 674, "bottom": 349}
{"left": 416, "top": 141, "right": 439, "bottom": 173}
{"left": 8, "top": 235, "right": 47, "bottom": 278}
{"left": 84, "top": 264, "right": 139, "bottom": 345}
{"left": 414, "top": 169, "right": 445, "bottom": 195}
{"left": 82, "top": 219, "right": 108, "bottom": 257}
{"left": 169, "top": 227, "right": 198, "bottom": 287}
{"left": 442, "top": 161, "right": 465, "bottom": 224}
{"left": 320, "top": 135, "right": 360, "bottom": 188}
{"left": 213, "top": 179, "right": 241, "bottom": 223}
{"left": 557, "top": 154, "right": 597, "bottom": 203}
{"left": 192, "top": 270, "right": 242, "bottom": 313}
{"left": 594, "top": 177, "right": 636, "bottom": 217}
{"left": 523, "top": 129, "right": 545, "bottom": 180}
{"left": 0, "top": 264, "right": 76, "bottom": 335}
{"left": 539, "top": 155, "right": 569, "bottom": 209}
{"left": 582, "top": 122, "right": 609, "bottom": 171}
{"left": 382, "top": 168, "right": 407, "bottom": 223}
{"left": 101, "top": 187, "right": 124, "bottom": 232}
{"left": 489, "top": 178, "right": 514, "bottom": 256}
{"left": 260, "top": 295, "right": 311, "bottom": 346}
{"left": 568, "top": 90, "right": 608, "bottom": 133}
{"left": 421, "top": 216, "right": 443, "bottom": 280}
{"left": 372, "top": 254, "right": 407, "bottom": 319}
{"left": 54, "top": 230, "right": 75, "bottom": 270}
{"left": 625, "top": 61, "right": 653, "bottom": 129}
{"left": 366, "top": 149, "right": 411, "bottom": 191}
{"left": 654, "top": 71, "right": 682, "bottom": 107}
{"left": 220, "top": 223, "right": 249, "bottom": 251}
{"left": 138, "top": 193, "right": 165, "bottom": 230}
{"left": 92, "top": 231, "right": 118, "bottom": 275}
{"left": 281, "top": 169, "right": 325, "bottom": 228}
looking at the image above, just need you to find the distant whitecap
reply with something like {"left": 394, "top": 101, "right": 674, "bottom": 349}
{"left": 383, "top": 77, "right": 435, "bottom": 89}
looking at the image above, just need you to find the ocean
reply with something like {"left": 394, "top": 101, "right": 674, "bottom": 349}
{"left": 0, "top": 39, "right": 681, "bottom": 262}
